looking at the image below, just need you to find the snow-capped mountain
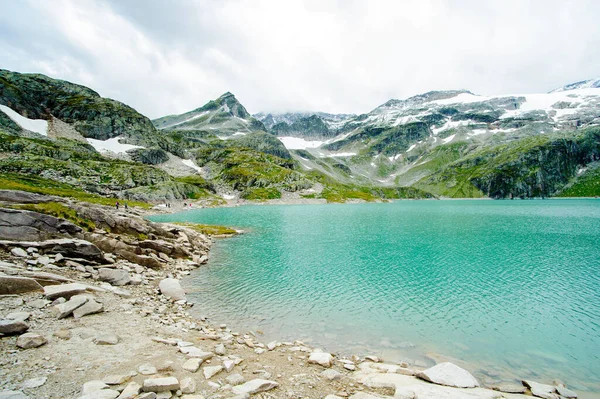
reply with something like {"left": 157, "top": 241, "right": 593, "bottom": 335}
{"left": 550, "top": 78, "right": 600, "bottom": 93}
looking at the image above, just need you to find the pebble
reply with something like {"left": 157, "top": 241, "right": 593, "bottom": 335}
{"left": 27, "top": 299, "right": 50, "bottom": 309}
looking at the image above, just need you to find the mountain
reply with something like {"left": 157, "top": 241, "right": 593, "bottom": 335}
{"left": 254, "top": 111, "right": 355, "bottom": 130}
{"left": 152, "top": 92, "right": 266, "bottom": 135}
{"left": 550, "top": 78, "right": 600, "bottom": 92}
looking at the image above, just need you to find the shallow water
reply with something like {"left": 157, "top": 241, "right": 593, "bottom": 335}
{"left": 150, "top": 199, "right": 600, "bottom": 393}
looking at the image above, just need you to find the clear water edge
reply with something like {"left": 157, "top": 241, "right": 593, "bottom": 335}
{"left": 149, "top": 199, "right": 600, "bottom": 397}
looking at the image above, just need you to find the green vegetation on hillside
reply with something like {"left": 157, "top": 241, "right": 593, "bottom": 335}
{"left": 173, "top": 222, "right": 238, "bottom": 236}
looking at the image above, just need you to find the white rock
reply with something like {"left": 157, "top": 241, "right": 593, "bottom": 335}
{"left": 158, "top": 278, "right": 186, "bottom": 301}
{"left": 343, "top": 363, "right": 356, "bottom": 371}
{"left": 21, "top": 377, "right": 47, "bottom": 389}
{"left": 10, "top": 248, "right": 27, "bottom": 257}
{"left": 322, "top": 369, "right": 342, "bottom": 381}
{"left": 180, "top": 377, "right": 196, "bottom": 394}
{"left": 142, "top": 377, "right": 180, "bottom": 392}
{"left": 37, "top": 256, "right": 51, "bottom": 266}
{"left": 103, "top": 375, "right": 132, "bottom": 385}
{"left": 254, "top": 348, "right": 265, "bottom": 355}
{"left": 523, "top": 380, "right": 559, "bottom": 399}
{"left": 556, "top": 385, "right": 578, "bottom": 398}
{"left": 182, "top": 358, "right": 203, "bottom": 372}
{"left": 180, "top": 347, "right": 213, "bottom": 360}
{"left": 0, "top": 391, "right": 28, "bottom": 399}
{"left": 309, "top": 352, "right": 334, "bottom": 367}
{"left": 417, "top": 362, "right": 479, "bottom": 388}
{"left": 83, "top": 381, "right": 109, "bottom": 394}
{"left": 138, "top": 364, "right": 157, "bottom": 375}
{"left": 78, "top": 390, "right": 120, "bottom": 399}
{"left": 116, "top": 382, "right": 142, "bottom": 399}
{"left": 214, "top": 343, "right": 226, "bottom": 355}
{"left": 203, "top": 365, "right": 223, "bottom": 379}
{"left": 223, "top": 359, "right": 235, "bottom": 372}
{"left": 52, "top": 295, "right": 88, "bottom": 319}
{"left": 267, "top": 341, "right": 277, "bottom": 351}
{"left": 232, "top": 379, "right": 279, "bottom": 395}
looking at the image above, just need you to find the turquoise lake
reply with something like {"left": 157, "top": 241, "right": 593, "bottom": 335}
{"left": 149, "top": 199, "right": 600, "bottom": 393}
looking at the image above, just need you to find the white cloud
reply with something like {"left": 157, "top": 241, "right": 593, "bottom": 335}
{"left": 1, "top": 0, "right": 600, "bottom": 118}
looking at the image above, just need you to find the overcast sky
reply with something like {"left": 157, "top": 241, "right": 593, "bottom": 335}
{"left": 1, "top": 0, "right": 599, "bottom": 118}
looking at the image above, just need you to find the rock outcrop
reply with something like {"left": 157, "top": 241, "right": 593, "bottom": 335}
{"left": 0, "top": 208, "right": 82, "bottom": 241}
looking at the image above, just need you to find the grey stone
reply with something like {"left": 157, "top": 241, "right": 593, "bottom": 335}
{"left": 94, "top": 333, "right": 119, "bottom": 345}
{"left": 10, "top": 248, "right": 28, "bottom": 257}
{"left": 158, "top": 278, "right": 186, "bottom": 301}
{"left": 231, "top": 379, "right": 279, "bottom": 395}
{"left": 98, "top": 268, "right": 131, "bottom": 286}
{"left": 0, "top": 207, "right": 82, "bottom": 241}
{"left": 52, "top": 295, "right": 88, "bottom": 319}
{"left": 0, "top": 190, "right": 53, "bottom": 204}
{"left": 28, "top": 298, "right": 50, "bottom": 309}
{"left": 16, "top": 333, "right": 47, "bottom": 349}
{"left": 5, "top": 312, "right": 30, "bottom": 322}
{"left": 44, "top": 283, "right": 88, "bottom": 300}
{"left": 142, "top": 377, "right": 180, "bottom": 392}
{"left": 0, "top": 276, "right": 43, "bottom": 295}
{"left": 73, "top": 299, "right": 104, "bottom": 318}
{"left": 0, "top": 319, "right": 29, "bottom": 335}
{"left": 417, "top": 362, "right": 479, "bottom": 388}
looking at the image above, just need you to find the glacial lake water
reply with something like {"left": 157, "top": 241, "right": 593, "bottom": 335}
{"left": 149, "top": 200, "right": 600, "bottom": 394}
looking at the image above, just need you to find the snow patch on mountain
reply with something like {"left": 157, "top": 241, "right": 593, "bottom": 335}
{"left": 0, "top": 104, "right": 48, "bottom": 136}
{"left": 86, "top": 137, "right": 143, "bottom": 154}
{"left": 278, "top": 136, "right": 324, "bottom": 149}
{"left": 181, "top": 159, "right": 203, "bottom": 173}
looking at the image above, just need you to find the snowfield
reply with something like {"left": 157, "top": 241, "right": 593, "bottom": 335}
{"left": 0, "top": 104, "right": 48, "bottom": 136}
{"left": 86, "top": 137, "right": 143, "bottom": 154}
{"left": 181, "top": 159, "right": 203, "bottom": 173}
{"left": 278, "top": 136, "right": 324, "bottom": 150}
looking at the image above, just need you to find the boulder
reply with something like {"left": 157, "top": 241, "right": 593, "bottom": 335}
{"left": 0, "top": 208, "right": 82, "bottom": 241}
{"left": 0, "top": 319, "right": 29, "bottom": 335}
{"left": 52, "top": 295, "right": 88, "bottom": 319}
{"left": 159, "top": 278, "right": 186, "bottom": 301}
{"left": 232, "top": 379, "right": 279, "bottom": 395}
{"left": 73, "top": 299, "right": 104, "bottom": 318}
{"left": 417, "top": 362, "right": 479, "bottom": 388}
{"left": 0, "top": 238, "right": 105, "bottom": 263}
{"left": 0, "top": 276, "right": 43, "bottom": 295}
{"left": 16, "top": 333, "right": 47, "bottom": 349}
{"left": 98, "top": 268, "right": 131, "bottom": 286}
{"left": 142, "top": 377, "right": 180, "bottom": 392}
{"left": 0, "top": 190, "right": 53, "bottom": 204}
{"left": 308, "top": 352, "right": 334, "bottom": 367}
{"left": 44, "top": 283, "right": 88, "bottom": 300}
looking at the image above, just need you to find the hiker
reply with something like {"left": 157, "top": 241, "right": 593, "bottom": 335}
{"left": 124, "top": 203, "right": 128, "bottom": 210}
{"left": 115, "top": 201, "right": 119, "bottom": 210}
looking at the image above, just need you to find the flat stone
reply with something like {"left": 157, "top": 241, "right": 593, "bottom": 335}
{"left": 226, "top": 374, "right": 246, "bottom": 386}
{"left": 82, "top": 381, "right": 110, "bottom": 394}
{"left": 0, "top": 319, "right": 29, "bottom": 335}
{"left": 142, "top": 377, "right": 180, "bottom": 393}
{"left": 44, "top": 283, "right": 88, "bottom": 300}
{"left": 94, "top": 333, "right": 119, "bottom": 345}
{"left": 203, "top": 365, "right": 223, "bottom": 379}
{"left": 136, "top": 394, "right": 157, "bottom": 399}
{"left": 417, "top": 362, "right": 479, "bottom": 388}
{"left": 78, "top": 390, "right": 120, "bottom": 399}
{"left": 158, "top": 278, "right": 186, "bottom": 301}
{"left": 556, "top": 385, "right": 578, "bottom": 398}
{"left": 322, "top": 369, "right": 343, "bottom": 381}
{"left": 103, "top": 375, "right": 132, "bottom": 385}
{"left": 116, "top": 381, "right": 142, "bottom": 399}
{"left": 11, "top": 248, "right": 28, "bottom": 257}
{"left": 98, "top": 268, "right": 131, "bottom": 286}
{"left": 344, "top": 363, "right": 356, "bottom": 371}
{"left": 73, "top": 299, "right": 104, "bottom": 318}
{"left": 21, "top": 377, "right": 47, "bottom": 389}
{"left": 232, "top": 379, "right": 279, "bottom": 395}
{"left": 180, "top": 377, "right": 196, "bottom": 394}
{"left": 180, "top": 347, "right": 213, "bottom": 360}
{"left": 523, "top": 380, "right": 559, "bottom": 399}
{"left": 0, "top": 276, "right": 43, "bottom": 295}
{"left": 37, "top": 256, "right": 50, "bottom": 266}
{"left": 308, "top": 352, "right": 334, "bottom": 367}
{"left": 5, "top": 312, "right": 30, "bottom": 322}
{"left": 491, "top": 384, "right": 527, "bottom": 394}
{"left": 138, "top": 364, "right": 157, "bottom": 375}
{"left": 155, "top": 393, "right": 171, "bottom": 399}
{"left": 182, "top": 358, "right": 202, "bottom": 372}
{"left": 0, "top": 391, "right": 28, "bottom": 399}
{"left": 27, "top": 298, "right": 50, "bottom": 309}
{"left": 16, "top": 333, "right": 47, "bottom": 349}
{"left": 52, "top": 295, "right": 88, "bottom": 319}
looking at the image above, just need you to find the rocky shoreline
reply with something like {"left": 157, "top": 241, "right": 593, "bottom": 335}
{"left": 0, "top": 190, "right": 584, "bottom": 399}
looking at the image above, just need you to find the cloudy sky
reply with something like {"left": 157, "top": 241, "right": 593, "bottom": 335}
{"left": 1, "top": 0, "right": 599, "bottom": 118}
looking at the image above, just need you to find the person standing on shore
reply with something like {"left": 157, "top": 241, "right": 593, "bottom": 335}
{"left": 115, "top": 201, "right": 119, "bottom": 210}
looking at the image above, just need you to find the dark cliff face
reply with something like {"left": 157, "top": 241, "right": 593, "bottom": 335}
{"left": 0, "top": 69, "right": 161, "bottom": 146}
